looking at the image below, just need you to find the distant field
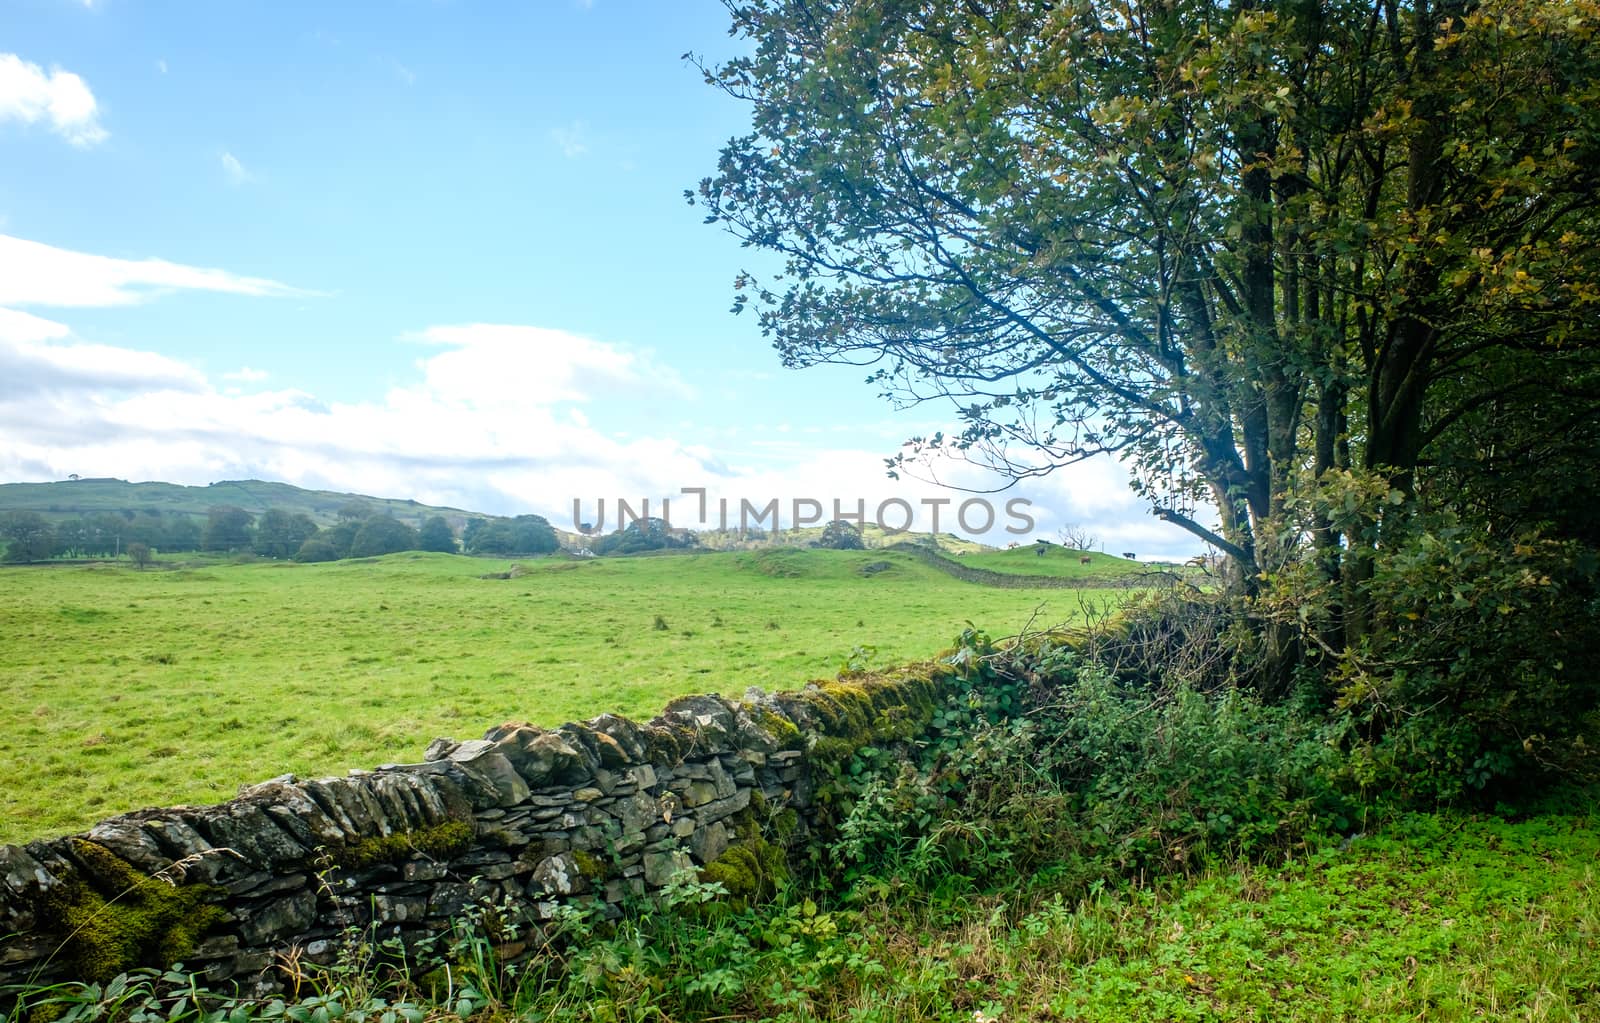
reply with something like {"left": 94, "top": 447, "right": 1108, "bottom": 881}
{"left": 960, "top": 545, "right": 1159, "bottom": 579}
{"left": 0, "top": 549, "right": 1132, "bottom": 841}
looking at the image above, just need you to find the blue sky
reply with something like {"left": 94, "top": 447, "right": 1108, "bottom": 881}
{"left": 0, "top": 0, "right": 1201, "bottom": 557}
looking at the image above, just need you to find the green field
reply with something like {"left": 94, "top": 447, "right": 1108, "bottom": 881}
{"left": 0, "top": 548, "right": 1124, "bottom": 842}
{"left": 960, "top": 545, "right": 1155, "bottom": 579}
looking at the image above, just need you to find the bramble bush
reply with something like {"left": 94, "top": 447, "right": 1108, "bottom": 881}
{"left": 1333, "top": 527, "right": 1600, "bottom": 803}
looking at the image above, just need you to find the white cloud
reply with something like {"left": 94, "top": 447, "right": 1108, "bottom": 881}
{"left": 550, "top": 121, "right": 588, "bottom": 158}
{"left": 0, "top": 53, "right": 108, "bottom": 146}
{"left": 0, "top": 234, "right": 304, "bottom": 309}
{"left": 407, "top": 323, "right": 692, "bottom": 406}
{"left": 0, "top": 335, "right": 206, "bottom": 397}
{"left": 223, "top": 366, "right": 268, "bottom": 383}
{"left": 0, "top": 307, "right": 71, "bottom": 343}
{"left": 220, "top": 151, "right": 251, "bottom": 184}
{"left": 157, "top": 59, "right": 168, "bottom": 75}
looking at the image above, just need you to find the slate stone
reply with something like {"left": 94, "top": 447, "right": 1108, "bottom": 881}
{"left": 493, "top": 727, "right": 588, "bottom": 789}
{"left": 237, "top": 888, "right": 316, "bottom": 945}
{"left": 449, "top": 747, "right": 531, "bottom": 807}
{"left": 690, "top": 821, "right": 729, "bottom": 865}
{"left": 85, "top": 820, "right": 171, "bottom": 875}
{"left": 529, "top": 853, "right": 587, "bottom": 897}
{"left": 642, "top": 850, "right": 693, "bottom": 887}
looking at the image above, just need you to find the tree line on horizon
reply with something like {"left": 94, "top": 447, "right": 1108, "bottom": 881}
{"left": 0, "top": 499, "right": 564, "bottom": 564}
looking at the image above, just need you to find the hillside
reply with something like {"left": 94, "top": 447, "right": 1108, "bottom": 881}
{"left": 0, "top": 478, "right": 475, "bottom": 528}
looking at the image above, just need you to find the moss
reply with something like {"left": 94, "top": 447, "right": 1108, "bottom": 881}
{"left": 756, "top": 707, "right": 803, "bottom": 748}
{"left": 771, "top": 808, "right": 801, "bottom": 841}
{"left": 39, "top": 840, "right": 226, "bottom": 983}
{"left": 571, "top": 849, "right": 608, "bottom": 881}
{"left": 700, "top": 836, "right": 787, "bottom": 909}
{"left": 330, "top": 819, "right": 473, "bottom": 872}
{"left": 787, "top": 665, "right": 956, "bottom": 767}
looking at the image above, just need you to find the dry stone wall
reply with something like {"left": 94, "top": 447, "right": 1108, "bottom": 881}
{"left": 0, "top": 668, "right": 952, "bottom": 994}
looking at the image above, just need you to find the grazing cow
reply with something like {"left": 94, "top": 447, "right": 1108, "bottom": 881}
{"left": 1079, "top": 556, "right": 1092, "bottom": 565}
{"left": 1122, "top": 552, "right": 1137, "bottom": 560}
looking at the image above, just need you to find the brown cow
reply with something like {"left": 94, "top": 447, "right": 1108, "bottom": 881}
{"left": 1079, "top": 556, "right": 1092, "bottom": 565}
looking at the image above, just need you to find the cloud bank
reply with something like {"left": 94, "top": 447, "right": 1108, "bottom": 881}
{"left": 0, "top": 235, "right": 1201, "bottom": 559}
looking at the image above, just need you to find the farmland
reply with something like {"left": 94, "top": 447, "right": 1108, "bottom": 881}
{"left": 0, "top": 548, "right": 1126, "bottom": 842}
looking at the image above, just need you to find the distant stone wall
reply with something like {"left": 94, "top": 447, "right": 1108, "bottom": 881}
{"left": 0, "top": 668, "right": 952, "bottom": 994}
{"left": 885, "top": 543, "right": 1181, "bottom": 590}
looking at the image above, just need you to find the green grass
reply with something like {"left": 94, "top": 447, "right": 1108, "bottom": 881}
{"left": 0, "top": 549, "right": 1119, "bottom": 841}
{"left": 875, "top": 810, "right": 1600, "bottom": 1022}
{"left": 960, "top": 545, "right": 1155, "bottom": 579}
{"left": 479, "top": 808, "right": 1598, "bottom": 1022}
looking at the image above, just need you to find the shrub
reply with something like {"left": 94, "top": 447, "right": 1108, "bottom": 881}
{"left": 1334, "top": 528, "right": 1600, "bottom": 802}
{"left": 295, "top": 537, "right": 340, "bottom": 563}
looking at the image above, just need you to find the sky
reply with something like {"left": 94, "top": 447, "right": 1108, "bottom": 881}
{"left": 0, "top": 0, "right": 1202, "bottom": 558}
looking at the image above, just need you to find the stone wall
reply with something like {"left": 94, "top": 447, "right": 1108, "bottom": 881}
{"left": 0, "top": 667, "right": 953, "bottom": 994}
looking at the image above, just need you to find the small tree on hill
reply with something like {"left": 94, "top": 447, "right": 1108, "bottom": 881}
{"left": 126, "top": 542, "right": 153, "bottom": 570}
{"left": 818, "top": 519, "right": 865, "bottom": 550}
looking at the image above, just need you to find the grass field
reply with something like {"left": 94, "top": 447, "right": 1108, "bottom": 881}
{"left": 0, "top": 548, "right": 1127, "bottom": 842}
{"left": 959, "top": 545, "right": 1171, "bottom": 579}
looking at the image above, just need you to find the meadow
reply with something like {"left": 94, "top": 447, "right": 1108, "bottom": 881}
{"left": 958, "top": 545, "right": 1167, "bottom": 579}
{"left": 0, "top": 548, "right": 1122, "bottom": 842}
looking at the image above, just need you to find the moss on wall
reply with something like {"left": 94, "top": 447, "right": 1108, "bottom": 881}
{"left": 700, "top": 835, "right": 787, "bottom": 910}
{"left": 328, "top": 819, "right": 474, "bottom": 872}
{"left": 39, "top": 840, "right": 226, "bottom": 983}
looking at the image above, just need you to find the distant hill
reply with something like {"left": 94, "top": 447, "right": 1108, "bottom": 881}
{"left": 0, "top": 478, "right": 475, "bottom": 528}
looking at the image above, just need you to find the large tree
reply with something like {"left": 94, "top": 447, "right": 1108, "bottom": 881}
{"left": 695, "top": 0, "right": 1600, "bottom": 635}
{"left": 349, "top": 515, "right": 421, "bottom": 558}
{"left": 0, "top": 511, "right": 56, "bottom": 563}
{"left": 201, "top": 505, "right": 256, "bottom": 553}
{"left": 253, "top": 508, "right": 320, "bottom": 559}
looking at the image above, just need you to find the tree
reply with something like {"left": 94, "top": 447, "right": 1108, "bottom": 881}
{"left": 818, "top": 518, "right": 866, "bottom": 550}
{"left": 348, "top": 515, "right": 420, "bottom": 558}
{"left": 418, "top": 515, "right": 458, "bottom": 553}
{"left": 165, "top": 516, "right": 202, "bottom": 552}
{"left": 320, "top": 519, "right": 361, "bottom": 560}
{"left": 126, "top": 542, "right": 153, "bottom": 570}
{"left": 253, "top": 508, "right": 319, "bottom": 559}
{"left": 0, "top": 511, "right": 56, "bottom": 563}
{"left": 1056, "top": 524, "right": 1098, "bottom": 552}
{"left": 294, "top": 537, "right": 340, "bottom": 563}
{"left": 695, "top": 0, "right": 1600, "bottom": 641}
{"left": 336, "top": 499, "right": 372, "bottom": 522}
{"left": 201, "top": 505, "right": 255, "bottom": 552}
{"left": 592, "top": 517, "right": 695, "bottom": 556}
{"left": 464, "top": 515, "right": 559, "bottom": 556}
{"left": 53, "top": 518, "right": 90, "bottom": 559}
